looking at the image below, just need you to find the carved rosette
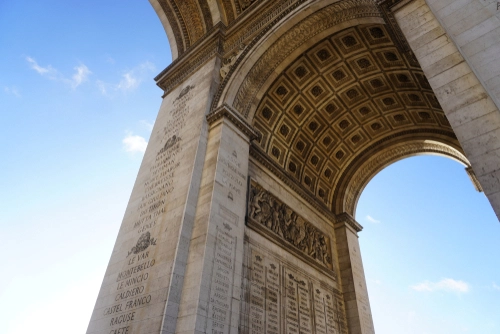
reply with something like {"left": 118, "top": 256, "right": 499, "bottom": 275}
{"left": 247, "top": 180, "right": 334, "bottom": 272}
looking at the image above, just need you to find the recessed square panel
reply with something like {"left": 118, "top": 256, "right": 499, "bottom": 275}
{"left": 303, "top": 77, "right": 334, "bottom": 105}
{"left": 302, "top": 166, "right": 318, "bottom": 193}
{"left": 255, "top": 97, "right": 281, "bottom": 129}
{"left": 361, "top": 75, "right": 391, "bottom": 96}
{"left": 321, "top": 161, "right": 338, "bottom": 186}
{"left": 306, "top": 39, "right": 340, "bottom": 71}
{"left": 374, "top": 93, "right": 404, "bottom": 112}
{"left": 386, "top": 111, "right": 414, "bottom": 128}
{"left": 409, "top": 110, "right": 438, "bottom": 125}
{"left": 332, "top": 113, "right": 358, "bottom": 138}
{"left": 253, "top": 120, "right": 270, "bottom": 150}
{"left": 425, "top": 93, "right": 443, "bottom": 110}
{"left": 302, "top": 113, "right": 328, "bottom": 140}
{"left": 349, "top": 53, "right": 380, "bottom": 77}
{"left": 339, "top": 84, "right": 369, "bottom": 108}
{"left": 292, "top": 133, "right": 314, "bottom": 159}
{"left": 276, "top": 117, "right": 298, "bottom": 144}
{"left": 345, "top": 128, "right": 369, "bottom": 151}
{"left": 360, "top": 25, "right": 392, "bottom": 46}
{"left": 414, "top": 72, "right": 432, "bottom": 90}
{"left": 388, "top": 71, "right": 418, "bottom": 90}
{"left": 268, "top": 137, "right": 288, "bottom": 166}
{"left": 269, "top": 76, "right": 299, "bottom": 109}
{"left": 327, "top": 63, "right": 356, "bottom": 89}
{"left": 352, "top": 102, "right": 380, "bottom": 123}
{"left": 435, "top": 111, "right": 452, "bottom": 128}
{"left": 306, "top": 147, "right": 328, "bottom": 173}
{"left": 318, "top": 129, "right": 339, "bottom": 152}
{"left": 318, "top": 98, "right": 346, "bottom": 123}
{"left": 332, "top": 29, "right": 366, "bottom": 57}
{"left": 363, "top": 117, "right": 391, "bottom": 138}
{"left": 400, "top": 92, "right": 427, "bottom": 107}
{"left": 374, "top": 48, "right": 405, "bottom": 69}
{"left": 328, "top": 142, "right": 352, "bottom": 167}
{"left": 316, "top": 180, "right": 331, "bottom": 205}
{"left": 286, "top": 95, "right": 314, "bottom": 125}
{"left": 285, "top": 57, "right": 318, "bottom": 89}
{"left": 286, "top": 153, "right": 304, "bottom": 180}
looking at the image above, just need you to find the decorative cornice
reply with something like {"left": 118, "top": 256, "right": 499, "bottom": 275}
{"left": 250, "top": 143, "right": 337, "bottom": 224}
{"left": 206, "top": 104, "right": 259, "bottom": 140}
{"left": 155, "top": 24, "right": 225, "bottom": 94}
{"left": 377, "top": 0, "right": 419, "bottom": 66}
{"left": 335, "top": 212, "right": 363, "bottom": 233}
{"left": 465, "top": 167, "right": 484, "bottom": 192}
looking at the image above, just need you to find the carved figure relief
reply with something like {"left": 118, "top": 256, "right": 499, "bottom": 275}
{"left": 248, "top": 181, "right": 333, "bottom": 269}
{"left": 127, "top": 232, "right": 157, "bottom": 257}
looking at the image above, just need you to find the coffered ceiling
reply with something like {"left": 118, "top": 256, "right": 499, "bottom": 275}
{"left": 252, "top": 24, "right": 458, "bottom": 207}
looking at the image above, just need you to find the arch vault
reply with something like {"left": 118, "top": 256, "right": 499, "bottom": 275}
{"left": 88, "top": 1, "right": 500, "bottom": 333}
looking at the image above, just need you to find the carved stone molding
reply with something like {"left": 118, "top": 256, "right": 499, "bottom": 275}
{"left": 211, "top": 0, "right": 309, "bottom": 112}
{"left": 466, "top": 167, "right": 484, "bottom": 193}
{"left": 335, "top": 212, "right": 363, "bottom": 233}
{"left": 155, "top": 25, "right": 224, "bottom": 94}
{"left": 206, "top": 104, "right": 260, "bottom": 140}
{"left": 337, "top": 140, "right": 470, "bottom": 215}
{"left": 247, "top": 180, "right": 336, "bottom": 275}
{"left": 156, "top": 0, "right": 213, "bottom": 57}
{"left": 232, "top": 0, "right": 382, "bottom": 118}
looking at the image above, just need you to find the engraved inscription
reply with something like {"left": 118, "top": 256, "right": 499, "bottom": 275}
{"left": 209, "top": 228, "right": 237, "bottom": 334}
{"left": 241, "top": 244, "right": 348, "bottom": 334}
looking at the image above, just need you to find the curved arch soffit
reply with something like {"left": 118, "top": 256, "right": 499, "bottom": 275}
{"left": 337, "top": 139, "right": 470, "bottom": 217}
{"left": 215, "top": 0, "right": 383, "bottom": 116}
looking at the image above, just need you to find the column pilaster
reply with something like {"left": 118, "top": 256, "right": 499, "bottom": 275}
{"left": 334, "top": 213, "right": 375, "bottom": 334}
{"left": 173, "top": 104, "right": 257, "bottom": 334}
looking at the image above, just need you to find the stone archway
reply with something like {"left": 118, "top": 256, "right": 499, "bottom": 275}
{"left": 87, "top": 1, "right": 500, "bottom": 334}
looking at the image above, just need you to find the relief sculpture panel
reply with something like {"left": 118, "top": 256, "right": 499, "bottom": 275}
{"left": 247, "top": 181, "right": 334, "bottom": 273}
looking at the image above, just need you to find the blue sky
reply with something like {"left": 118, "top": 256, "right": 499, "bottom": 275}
{"left": 1, "top": 1, "right": 499, "bottom": 333}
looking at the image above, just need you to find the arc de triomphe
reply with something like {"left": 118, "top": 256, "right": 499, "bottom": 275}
{"left": 87, "top": 1, "right": 500, "bottom": 333}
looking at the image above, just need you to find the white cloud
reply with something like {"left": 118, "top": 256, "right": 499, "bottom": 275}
{"left": 4, "top": 86, "right": 21, "bottom": 97}
{"left": 117, "top": 72, "right": 138, "bottom": 91}
{"left": 493, "top": 282, "right": 500, "bottom": 291}
{"left": 70, "top": 64, "right": 91, "bottom": 88}
{"left": 26, "top": 56, "right": 91, "bottom": 89}
{"left": 98, "top": 61, "right": 156, "bottom": 95}
{"left": 26, "top": 56, "right": 52, "bottom": 75}
{"left": 140, "top": 120, "right": 154, "bottom": 131}
{"left": 123, "top": 133, "right": 147, "bottom": 153}
{"left": 411, "top": 278, "right": 469, "bottom": 293}
{"left": 366, "top": 215, "right": 380, "bottom": 224}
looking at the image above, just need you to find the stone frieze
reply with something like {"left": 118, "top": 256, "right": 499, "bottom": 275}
{"left": 247, "top": 180, "right": 334, "bottom": 271}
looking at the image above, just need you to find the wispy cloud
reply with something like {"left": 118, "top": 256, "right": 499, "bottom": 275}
{"left": 493, "top": 282, "right": 500, "bottom": 291}
{"left": 98, "top": 61, "right": 155, "bottom": 96}
{"left": 105, "top": 55, "right": 115, "bottom": 64}
{"left": 411, "top": 278, "right": 469, "bottom": 293}
{"left": 71, "top": 64, "right": 91, "bottom": 88}
{"left": 366, "top": 215, "right": 380, "bottom": 224}
{"left": 26, "top": 56, "right": 91, "bottom": 89}
{"left": 123, "top": 133, "right": 148, "bottom": 153}
{"left": 3, "top": 86, "right": 21, "bottom": 97}
{"left": 26, "top": 56, "right": 53, "bottom": 75}
{"left": 140, "top": 120, "right": 154, "bottom": 131}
